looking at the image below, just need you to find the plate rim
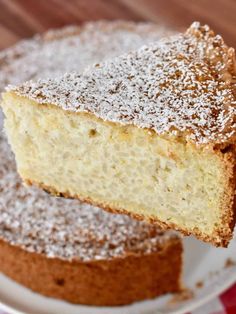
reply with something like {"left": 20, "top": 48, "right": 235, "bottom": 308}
{"left": 170, "top": 267, "right": 236, "bottom": 314}
{"left": 0, "top": 266, "right": 236, "bottom": 314}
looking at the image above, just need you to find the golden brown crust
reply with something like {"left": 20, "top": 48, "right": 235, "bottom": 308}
{"left": 0, "top": 238, "right": 182, "bottom": 305}
{"left": 216, "top": 144, "right": 236, "bottom": 246}
{"left": 26, "top": 160, "right": 236, "bottom": 248}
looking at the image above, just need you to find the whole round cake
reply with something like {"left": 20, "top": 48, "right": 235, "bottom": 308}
{"left": 0, "top": 21, "right": 182, "bottom": 306}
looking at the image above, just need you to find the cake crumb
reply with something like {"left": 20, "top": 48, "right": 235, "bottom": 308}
{"left": 195, "top": 280, "right": 204, "bottom": 288}
{"left": 168, "top": 288, "right": 194, "bottom": 305}
{"left": 224, "top": 258, "right": 236, "bottom": 268}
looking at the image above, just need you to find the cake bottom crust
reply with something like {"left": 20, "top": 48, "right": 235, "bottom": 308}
{"left": 0, "top": 238, "right": 182, "bottom": 305}
{"left": 28, "top": 179, "right": 235, "bottom": 248}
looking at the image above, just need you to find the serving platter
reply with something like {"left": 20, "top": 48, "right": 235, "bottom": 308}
{"left": 0, "top": 235, "right": 235, "bottom": 314}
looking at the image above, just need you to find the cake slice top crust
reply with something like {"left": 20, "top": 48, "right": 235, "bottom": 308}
{"left": 8, "top": 22, "right": 236, "bottom": 145}
{"left": 0, "top": 21, "right": 172, "bottom": 91}
{"left": 0, "top": 134, "right": 178, "bottom": 262}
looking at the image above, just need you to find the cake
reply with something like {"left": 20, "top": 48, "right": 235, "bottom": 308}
{"left": 0, "top": 21, "right": 173, "bottom": 90}
{"left": 2, "top": 22, "right": 236, "bottom": 247}
{"left": 0, "top": 134, "right": 182, "bottom": 305}
{"left": 0, "top": 21, "right": 182, "bottom": 305}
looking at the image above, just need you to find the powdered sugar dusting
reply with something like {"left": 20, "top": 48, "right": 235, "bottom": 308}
{"left": 0, "top": 134, "right": 178, "bottom": 261}
{"left": 11, "top": 22, "right": 236, "bottom": 145}
{"left": 0, "top": 21, "right": 173, "bottom": 90}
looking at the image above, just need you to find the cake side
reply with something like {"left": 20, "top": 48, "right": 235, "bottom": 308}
{"left": 2, "top": 93, "right": 235, "bottom": 246}
{"left": 0, "top": 238, "right": 182, "bottom": 305}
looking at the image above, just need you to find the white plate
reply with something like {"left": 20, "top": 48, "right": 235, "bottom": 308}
{"left": 0, "top": 235, "right": 236, "bottom": 314}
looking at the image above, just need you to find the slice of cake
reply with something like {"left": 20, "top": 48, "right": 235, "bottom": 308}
{"left": 0, "top": 21, "right": 173, "bottom": 90}
{"left": 2, "top": 22, "right": 236, "bottom": 247}
{"left": 0, "top": 134, "right": 182, "bottom": 305}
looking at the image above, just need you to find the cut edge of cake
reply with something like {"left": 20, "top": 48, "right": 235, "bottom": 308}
{"left": 3, "top": 93, "right": 235, "bottom": 247}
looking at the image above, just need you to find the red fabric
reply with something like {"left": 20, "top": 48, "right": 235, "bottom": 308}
{"left": 220, "top": 283, "right": 236, "bottom": 314}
